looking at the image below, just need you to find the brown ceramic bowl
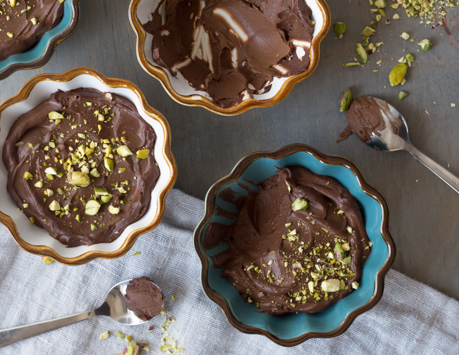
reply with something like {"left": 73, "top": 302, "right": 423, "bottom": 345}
{"left": 129, "top": 0, "right": 331, "bottom": 116}
{"left": 194, "top": 143, "right": 395, "bottom": 346}
{"left": 0, "top": 67, "right": 177, "bottom": 265}
{"left": 0, "top": 0, "right": 80, "bottom": 81}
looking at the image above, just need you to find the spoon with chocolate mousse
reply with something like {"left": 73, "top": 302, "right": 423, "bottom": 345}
{"left": 0, "top": 277, "right": 163, "bottom": 348}
{"left": 338, "top": 96, "right": 459, "bottom": 194}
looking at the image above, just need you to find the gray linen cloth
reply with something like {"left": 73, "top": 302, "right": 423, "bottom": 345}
{"left": 0, "top": 189, "right": 458, "bottom": 355}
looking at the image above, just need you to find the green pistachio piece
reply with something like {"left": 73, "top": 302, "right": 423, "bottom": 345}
{"left": 90, "top": 168, "right": 100, "bottom": 177}
{"left": 136, "top": 149, "right": 150, "bottom": 159}
{"left": 406, "top": 54, "right": 414, "bottom": 63}
{"left": 374, "top": 0, "right": 386, "bottom": 8}
{"left": 117, "top": 145, "right": 133, "bottom": 158}
{"left": 362, "top": 37, "right": 370, "bottom": 47}
{"left": 292, "top": 198, "right": 308, "bottom": 211}
{"left": 108, "top": 205, "right": 120, "bottom": 215}
{"left": 321, "top": 279, "right": 341, "bottom": 292}
{"left": 308, "top": 280, "right": 314, "bottom": 293}
{"left": 341, "top": 242, "right": 350, "bottom": 251}
{"left": 56, "top": 172, "right": 64, "bottom": 178}
{"left": 23, "top": 171, "right": 33, "bottom": 180}
{"left": 333, "top": 22, "right": 347, "bottom": 39}
{"left": 418, "top": 39, "right": 432, "bottom": 51}
{"left": 334, "top": 243, "right": 345, "bottom": 260}
{"left": 339, "top": 88, "right": 353, "bottom": 112}
{"left": 100, "top": 194, "right": 113, "bottom": 204}
{"left": 85, "top": 200, "right": 101, "bottom": 216}
{"left": 160, "top": 344, "right": 172, "bottom": 353}
{"left": 343, "top": 62, "right": 361, "bottom": 67}
{"left": 400, "top": 32, "right": 410, "bottom": 40}
{"left": 42, "top": 256, "right": 54, "bottom": 265}
{"left": 115, "top": 331, "right": 125, "bottom": 340}
{"left": 90, "top": 224, "right": 98, "bottom": 231}
{"left": 398, "top": 91, "right": 408, "bottom": 101}
{"left": 126, "top": 342, "right": 138, "bottom": 355}
{"left": 341, "top": 256, "right": 352, "bottom": 265}
{"left": 44, "top": 167, "right": 57, "bottom": 175}
{"left": 94, "top": 187, "right": 109, "bottom": 196}
{"left": 48, "top": 111, "right": 64, "bottom": 120}
{"left": 352, "top": 281, "right": 360, "bottom": 289}
{"left": 99, "top": 331, "right": 109, "bottom": 341}
{"left": 118, "top": 187, "right": 127, "bottom": 194}
{"left": 49, "top": 200, "right": 60, "bottom": 211}
{"left": 68, "top": 171, "right": 91, "bottom": 187}
{"left": 104, "top": 157, "right": 114, "bottom": 172}
{"left": 44, "top": 189, "right": 53, "bottom": 197}
{"left": 388, "top": 63, "right": 407, "bottom": 86}
{"left": 362, "top": 26, "right": 375, "bottom": 37}
{"left": 356, "top": 43, "right": 368, "bottom": 63}
{"left": 75, "top": 214, "right": 81, "bottom": 222}
{"left": 34, "top": 181, "right": 43, "bottom": 188}
{"left": 31, "top": 18, "right": 38, "bottom": 25}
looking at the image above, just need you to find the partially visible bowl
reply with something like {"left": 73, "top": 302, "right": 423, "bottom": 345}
{"left": 0, "top": 67, "right": 177, "bottom": 265}
{"left": 194, "top": 144, "right": 395, "bottom": 346}
{"left": 0, "top": 0, "right": 80, "bottom": 81}
{"left": 129, "top": 0, "right": 330, "bottom": 116}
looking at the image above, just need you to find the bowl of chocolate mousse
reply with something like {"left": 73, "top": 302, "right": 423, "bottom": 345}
{"left": 129, "top": 0, "right": 330, "bottom": 115}
{"left": 194, "top": 144, "right": 395, "bottom": 346}
{"left": 0, "top": 67, "right": 177, "bottom": 265}
{"left": 0, "top": 0, "right": 80, "bottom": 80}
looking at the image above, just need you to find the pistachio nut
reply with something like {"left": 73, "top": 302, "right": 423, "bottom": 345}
{"left": 136, "top": 149, "right": 150, "bottom": 159}
{"left": 108, "top": 205, "right": 120, "bottom": 215}
{"left": 48, "top": 111, "right": 64, "bottom": 120}
{"left": 23, "top": 171, "right": 33, "bottom": 180}
{"left": 104, "top": 157, "right": 114, "bottom": 172}
{"left": 85, "top": 200, "right": 101, "bottom": 216}
{"left": 356, "top": 43, "right": 368, "bottom": 63}
{"left": 374, "top": 0, "right": 386, "bottom": 8}
{"left": 362, "top": 26, "right": 375, "bottom": 37}
{"left": 334, "top": 243, "right": 345, "bottom": 260}
{"left": 321, "top": 279, "right": 341, "bottom": 292}
{"left": 352, "top": 281, "right": 360, "bottom": 289}
{"left": 42, "top": 256, "right": 54, "bottom": 265}
{"left": 291, "top": 198, "right": 308, "bottom": 211}
{"left": 68, "top": 171, "right": 91, "bottom": 187}
{"left": 333, "top": 22, "right": 347, "bottom": 39}
{"left": 398, "top": 91, "right": 408, "bottom": 101}
{"left": 418, "top": 39, "right": 432, "bottom": 51}
{"left": 90, "top": 224, "right": 98, "bottom": 231}
{"left": 99, "top": 331, "right": 109, "bottom": 341}
{"left": 389, "top": 63, "right": 407, "bottom": 86}
{"left": 49, "top": 200, "right": 61, "bottom": 211}
{"left": 117, "top": 145, "right": 133, "bottom": 157}
{"left": 400, "top": 32, "right": 410, "bottom": 40}
{"left": 339, "top": 88, "right": 352, "bottom": 112}
{"left": 100, "top": 194, "right": 113, "bottom": 204}
{"left": 94, "top": 187, "right": 109, "bottom": 196}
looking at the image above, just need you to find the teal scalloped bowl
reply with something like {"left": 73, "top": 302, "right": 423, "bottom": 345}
{"left": 0, "top": 0, "right": 79, "bottom": 80}
{"left": 194, "top": 144, "right": 395, "bottom": 346}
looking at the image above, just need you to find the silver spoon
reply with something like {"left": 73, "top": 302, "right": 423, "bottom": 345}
{"left": 0, "top": 279, "right": 163, "bottom": 348}
{"left": 363, "top": 96, "right": 459, "bottom": 193}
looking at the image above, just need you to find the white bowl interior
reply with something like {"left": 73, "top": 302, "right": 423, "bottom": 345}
{"left": 0, "top": 74, "right": 174, "bottom": 259}
{"left": 136, "top": 0, "right": 326, "bottom": 102}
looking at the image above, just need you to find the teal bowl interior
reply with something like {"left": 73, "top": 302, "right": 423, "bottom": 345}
{"left": 198, "top": 150, "right": 391, "bottom": 341}
{"left": 0, "top": 0, "right": 75, "bottom": 74}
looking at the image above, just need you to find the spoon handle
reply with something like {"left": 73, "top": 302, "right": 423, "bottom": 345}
{"left": 0, "top": 310, "right": 96, "bottom": 348}
{"left": 405, "top": 143, "right": 459, "bottom": 194}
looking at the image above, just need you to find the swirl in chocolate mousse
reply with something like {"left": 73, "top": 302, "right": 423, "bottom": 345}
{"left": 205, "top": 167, "right": 371, "bottom": 315}
{"left": 125, "top": 277, "right": 164, "bottom": 321}
{"left": 0, "top": 0, "right": 64, "bottom": 61}
{"left": 3, "top": 88, "right": 160, "bottom": 247}
{"left": 143, "top": 0, "right": 314, "bottom": 108}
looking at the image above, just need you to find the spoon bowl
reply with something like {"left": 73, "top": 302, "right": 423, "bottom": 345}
{"left": 362, "top": 96, "right": 459, "bottom": 194}
{"left": 0, "top": 278, "right": 163, "bottom": 348}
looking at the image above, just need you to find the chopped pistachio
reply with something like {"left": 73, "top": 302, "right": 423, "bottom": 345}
{"left": 343, "top": 62, "right": 361, "bottom": 67}
{"left": 104, "top": 157, "right": 114, "bottom": 172}
{"left": 292, "top": 198, "right": 308, "bottom": 211}
{"left": 374, "top": 0, "right": 386, "bottom": 8}
{"left": 31, "top": 18, "right": 38, "bottom": 25}
{"left": 389, "top": 63, "right": 407, "bottom": 86}
{"left": 333, "top": 22, "right": 347, "bottom": 39}
{"left": 44, "top": 167, "right": 57, "bottom": 175}
{"left": 334, "top": 243, "right": 345, "bottom": 260}
{"left": 7, "top": 32, "right": 14, "bottom": 38}
{"left": 352, "top": 281, "right": 360, "bottom": 289}
{"left": 34, "top": 181, "right": 43, "bottom": 188}
{"left": 115, "top": 331, "right": 125, "bottom": 340}
{"left": 90, "top": 224, "right": 98, "bottom": 231}
{"left": 406, "top": 54, "right": 414, "bottom": 63}
{"left": 339, "top": 88, "right": 352, "bottom": 112}
{"left": 68, "top": 171, "right": 91, "bottom": 187}
{"left": 23, "top": 172, "right": 33, "bottom": 180}
{"left": 49, "top": 200, "right": 61, "bottom": 211}
{"left": 108, "top": 205, "right": 120, "bottom": 215}
{"left": 418, "top": 39, "right": 432, "bottom": 51}
{"left": 42, "top": 256, "right": 54, "bottom": 265}
{"left": 75, "top": 214, "right": 82, "bottom": 222}
{"left": 136, "top": 149, "right": 150, "bottom": 159}
{"left": 117, "top": 145, "right": 133, "bottom": 157}
{"left": 362, "top": 26, "right": 375, "bottom": 37}
{"left": 400, "top": 32, "right": 410, "bottom": 40}
{"left": 85, "top": 200, "right": 101, "bottom": 216}
{"left": 48, "top": 111, "right": 64, "bottom": 120}
{"left": 99, "top": 331, "right": 109, "bottom": 341}
{"left": 44, "top": 189, "right": 54, "bottom": 197}
{"left": 356, "top": 43, "right": 368, "bottom": 63}
{"left": 100, "top": 194, "right": 113, "bottom": 204}
{"left": 321, "top": 279, "right": 341, "bottom": 292}
{"left": 94, "top": 187, "right": 109, "bottom": 196}
{"left": 90, "top": 168, "right": 100, "bottom": 177}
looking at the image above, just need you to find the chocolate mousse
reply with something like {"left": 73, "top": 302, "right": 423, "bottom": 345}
{"left": 125, "top": 277, "right": 164, "bottom": 321}
{"left": 0, "top": 0, "right": 64, "bottom": 61}
{"left": 2, "top": 88, "right": 160, "bottom": 247}
{"left": 205, "top": 166, "right": 371, "bottom": 315}
{"left": 337, "top": 96, "right": 402, "bottom": 144}
{"left": 143, "top": 0, "right": 314, "bottom": 108}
